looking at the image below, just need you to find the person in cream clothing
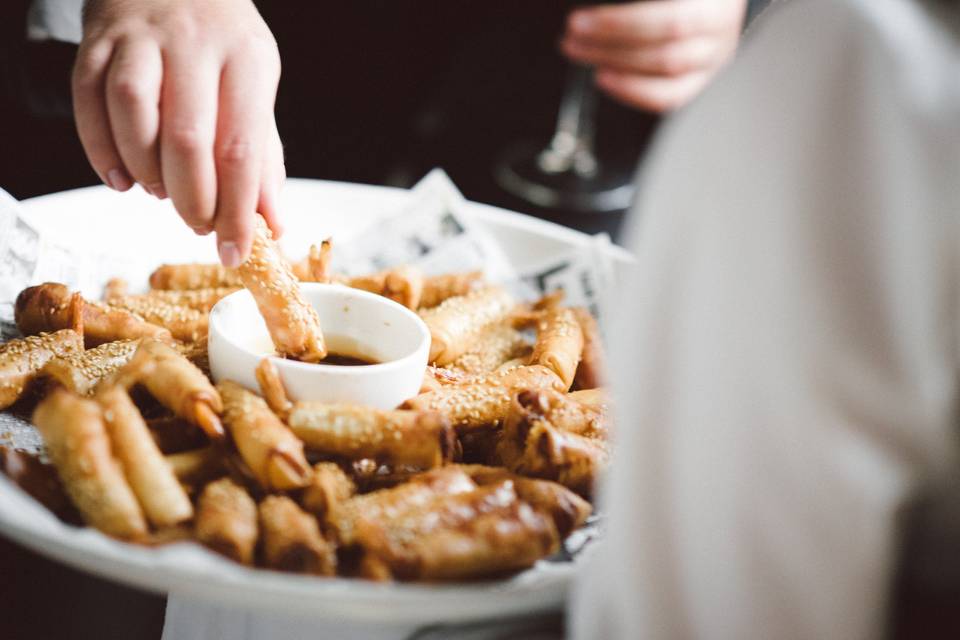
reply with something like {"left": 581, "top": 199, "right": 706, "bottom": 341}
{"left": 572, "top": 0, "right": 960, "bottom": 638}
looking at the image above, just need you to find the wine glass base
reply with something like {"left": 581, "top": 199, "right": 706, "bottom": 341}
{"left": 494, "top": 142, "right": 636, "bottom": 213}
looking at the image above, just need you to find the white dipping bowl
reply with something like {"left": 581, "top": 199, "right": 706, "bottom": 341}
{"left": 208, "top": 283, "right": 430, "bottom": 409}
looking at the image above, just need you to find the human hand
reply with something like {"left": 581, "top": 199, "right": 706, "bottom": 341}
{"left": 562, "top": 0, "right": 748, "bottom": 113}
{"left": 73, "top": 0, "right": 285, "bottom": 267}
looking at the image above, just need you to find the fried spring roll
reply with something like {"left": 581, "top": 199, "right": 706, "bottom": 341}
{"left": 357, "top": 485, "right": 558, "bottom": 581}
{"left": 329, "top": 467, "right": 476, "bottom": 545}
{"left": 165, "top": 447, "right": 224, "bottom": 485}
{"left": 254, "top": 358, "right": 293, "bottom": 419}
{"left": 418, "top": 271, "right": 484, "bottom": 309}
{"left": 41, "top": 338, "right": 139, "bottom": 395}
{"left": 149, "top": 263, "right": 243, "bottom": 290}
{"left": 98, "top": 386, "right": 193, "bottom": 527}
{"left": 402, "top": 365, "right": 564, "bottom": 432}
{"left": 455, "top": 465, "right": 592, "bottom": 537}
{"left": 15, "top": 283, "right": 172, "bottom": 347}
{"left": 0, "top": 329, "right": 83, "bottom": 409}
{"left": 301, "top": 462, "right": 356, "bottom": 520}
{"left": 218, "top": 380, "right": 311, "bottom": 491}
{"left": 347, "top": 265, "right": 425, "bottom": 310}
{"left": 529, "top": 308, "right": 583, "bottom": 391}
{"left": 195, "top": 477, "right": 258, "bottom": 564}
{"left": 32, "top": 388, "right": 147, "bottom": 539}
{"left": 567, "top": 388, "right": 611, "bottom": 411}
{"left": 108, "top": 296, "right": 207, "bottom": 343}
{"left": 290, "top": 241, "right": 333, "bottom": 283}
{"left": 102, "top": 277, "right": 128, "bottom": 300}
{"left": 128, "top": 339, "right": 224, "bottom": 439}
{"left": 517, "top": 422, "right": 608, "bottom": 498}
{"left": 238, "top": 218, "right": 326, "bottom": 362}
{"left": 420, "top": 286, "right": 514, "bottom": 365}
{"left": 136, "top": 287, "right": 238, "bottom": 313}
{"left": 511, "top": 389, "right": 608, "bottom": 440}
{"left": 259, "top": 495, "right": 336, "bottom": 575}
{"left": 288, "top": 403, "right": 454, "bottom": 469}
{"left": 448, "top": 323, "right": 531, "bottom": 376}
{"left": 571, "top": 308, "right": 606, "bottom": 390}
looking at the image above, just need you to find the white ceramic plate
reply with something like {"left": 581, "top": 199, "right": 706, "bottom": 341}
{"left": 0, "top": 179, "right": 630, "bottom": 625}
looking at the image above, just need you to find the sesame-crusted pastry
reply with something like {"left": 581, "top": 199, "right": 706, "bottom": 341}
{"left": 15, "top": 282, "right": 171, "bottom": 348}
{"left": 112, "top": 287, "right": 238, "bottom": 313}
{"left": 346, "top": 264, "right": 425, "bottom": 310}
{"left": 124, "top": 338, "right": 224, "bottom": 439}
{"left": 108, "top": 295, "right": 208, "bottom": 343}
{"left": 529, "top": 308, "right": 583, "bottom": 391}
{"left": 217, "top": 379, "right": 311, "bottom": 491}
{"left": 237, "top": 217, "right": 327, "bottom": 362}
{"left": 301, "top": 462, "right": 356, "bottom": 521}
{"left": 32, "top": 387, "right": 148, "bottom": 539}
{"left": 402, "top": 364, "right": 564, "bottom": 432}
{"left": 571, "top": 307, "right": 606, "bottom": 390}
{"left": 0, "top": 329, "right": 83, "bottom": 410}
{"left": 514, "top": 421, "right": 608, "bottom": 499}
{"left": 149, "top": 263, "right": 243, "bottom": 290}
{"left": 97, "top": 385, "right": 193, "bottom": 528}
{"left": 448, "top": 322, "right": 532, "bottom": 376}
{"left": 419, "top": 286, "right": 514, "bottom": 365}
{"left": 41, "top": 338, "right": 139, "bottom": 395}
{"left": 290, "top": 240, "right": 333, "bottom": 283}
{"left": 259, "top": 495, "right": 336, "bottom": 575}
{"left": 417, "top": 270, "right": 484, "bottom": 310}
{"left": 505, "top": 388, "right": 608, "bottom": 442}
{"left": 195, "top": 477, "right": 258, "bottom": 565}
{"left": 287, "top": 403, "right": 455, "bottom": 471}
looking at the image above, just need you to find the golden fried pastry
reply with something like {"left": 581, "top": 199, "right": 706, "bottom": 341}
{"left": 0, "top": 329, "right": 83, "bottom": 409}
{"left": 529, "top": 308, "right": 583, "bottom": 391}
{"left": 149, "top": 263, "right": 243, "bottom": 290}
{"left": 195, "top": 477, "right": 258, "bottom": 564}
{"left": 41, "top": 338, "right": 139, "bottom": 395}
{"left": 419, "top": 286, "right": 514, "bottom": 365}
{"left": 418, "top": 271, "right": 484, "bottom": 309}
{"left": 259, "top": 495, "right": 336, "bottom": 575}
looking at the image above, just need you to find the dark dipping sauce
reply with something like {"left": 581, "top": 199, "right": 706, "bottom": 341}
{"left": 316, "top": 351, "right": 379, "bottom": 366}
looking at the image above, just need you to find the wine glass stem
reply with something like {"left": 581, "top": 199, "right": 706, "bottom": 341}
{"left": 538, "top": 64, "right": 598, "bottom": 177}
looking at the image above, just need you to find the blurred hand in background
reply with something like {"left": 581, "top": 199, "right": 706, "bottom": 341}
{"left": 73, "top": 0, "right": 285, "bottom": 267}
{"left": 561, "top": 0, "right": 748, "bottom": 112}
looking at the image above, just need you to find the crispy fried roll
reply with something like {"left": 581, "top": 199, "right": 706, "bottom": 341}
{"left": 290, "top": 241, "right": 333, "bottom": 283}
{"left": 288, "top": 403, "right": 454, "bottom": 470}
{"left": 165, "top": 447, "right": 224, "bottom": 485}
{"left": 107, "top": 296, "right": 207, "bottom": 343}
{"left": 259, "top": 495, "right": 336, "bottom": 575}
{"left": 347, "top": 265, "right": 424, "bottom": 310}
{"left": 510, "top": 389, "right": 608, "bottom": 440}
{"left": 149, "top": 263, "right": 243, "bottom": 290}
{"left": 97, "top": 386, "right": 193, "bottom": 527}
{"left": 567, "top": 388, "right": 610, "bottom": 411}
{"left": 102, "top": 277, "right": 128, "bottom": 300}
{"left": 301, "top": 462, "right": 356, "bottom": 520}
{"left": 0, "top": 329, "right": 83, "bottom": 409}
{"left": 571, "top": 308, "right": 606, "bottom": 390}
{"left": 195, "top": 477, "right": 258, "bottom": 564}
{"left": 41, "top": 338, "right": 139, "bottom": 395}
{"left": 218, "top": 380, "right": 311, "bottom": 491}
{"left": 418, "top": 271, "right": 484, "bottom": 309}
{"left": 238, "top": 218, "right": 326, "bottom": 362}
{"left": 15, "top": 283, "right": 171, "bottom": 347}
{"left": 448, "top": 322, "right": 531, "bottom": 376}
{"left": 455, "top": 465, "right": 592, "bottom": 537}
{"left": 32, "top": 388, "right": 147, "bottom": 539}
{"left": 357, "top": 483, "right": 558, "bottom": 581}
{"left": 517, "top": 422, "right": 608, "bottom": 498}
{"left": 419, "top": 286, "right": 513, "bottom": 365}
{"left": 136, "top": 287, "right": 238, "bottom": 313}
{"left": 254, "top": 358, "right": 293, "bottom": 419}
{"left": 329, "top": 467, "right": 476, "bottom": 545}
{"left": 128, "top": 338, "right": 224, "bottom": 439}
{"left": 529, "top": 308, "right": 583, "bottom": 391}
{"left": 402, "top": 365, "right": 564, "bottom": 432}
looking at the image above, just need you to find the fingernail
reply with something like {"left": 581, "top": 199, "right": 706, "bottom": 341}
{"left": 193, "top": 225, "right": 213, "bottom": 236}
{"left": 107, "top": 169, "right": 133, "bottom": 192}
{"left": 219, "top": 241, "right": 242, "bottom": 268}
{"left": 570, "top": 12, "right": 594, "bottom": 33}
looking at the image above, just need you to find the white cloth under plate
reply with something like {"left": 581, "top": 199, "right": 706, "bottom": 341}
{"left": 571, "top": 0, "right": 960, "bottom": 639}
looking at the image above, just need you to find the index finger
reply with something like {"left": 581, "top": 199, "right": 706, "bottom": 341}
{"left": 568, "top": 0, "right": 738, "bottom": 47}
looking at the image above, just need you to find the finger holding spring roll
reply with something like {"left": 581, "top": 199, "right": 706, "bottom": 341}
{"left": 32, "top": 388, "right": 147, "bottom": 539}
{"left": 149, "top": 263, "right": 243, "bottom": 290}
{"left": 41, "top": 338, "right": 139, "bottom": 396}
{"left": 127, "top": 338, "right": 224, "bottom": 439}
{"left": 420, "top": 286, "right": 514, "bottom": 365}
{"left": 97, "top": 386, "right": 193, "bottom": 528}
{"left": 218, "top": 380, "right": 311, "bottom": 491}
{"left": 259, "top": 495, "right": 336, "bottom": 575}
{"left": 238, "top": 217, "right": 326, "bottom": 362}
{"left": 195, "top": 477, "right": 258, "bottom": 564}
{"left": 287, "top": 403, "right": 455, "bottom": 470}
{"left": 15, "top": 283, "right": 171, "bottom": 347}
{"left": 0, "top": 329, "right": 83, "bottom": 410}
{"left": 530, "top": 308, "right": 584, "bottom": 391}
